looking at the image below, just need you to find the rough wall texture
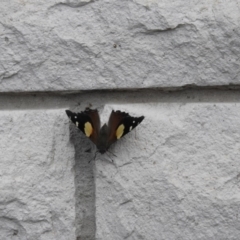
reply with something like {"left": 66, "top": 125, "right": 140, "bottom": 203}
{"left": 1, "top": 0, "right": 240, "bottom": 92}
{"left": 0, "top": 108, "right": 76, "bottom": 240}
{"left": 95, "top": 95, "right": 240, "bottom": 240}
{"left": 1, "top": 0, "right": 240, "bottom": 240}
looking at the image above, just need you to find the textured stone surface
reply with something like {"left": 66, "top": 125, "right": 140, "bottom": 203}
{"left": 2, "top": 90, "right": 240, "bottom": 240}
{"left": 0, "top": 109, "right": 76, "bottom": 240}
{"left": 95, "top": 94, "right": 240, "bottom": 240}
{"left": 1, "top": 2, "right": 240, "bottom": 240}
{"left": 1, "top": 0, "right": 240, "bottom": 92}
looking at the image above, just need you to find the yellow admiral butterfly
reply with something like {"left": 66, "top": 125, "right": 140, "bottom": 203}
{"left": 66, "top": 108, "right": 144, "bottom": 154}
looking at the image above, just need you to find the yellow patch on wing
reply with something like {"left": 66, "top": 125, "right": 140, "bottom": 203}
{"left": 84, "top": 122, "right": 93, "bottom": 137}
{"left": 116, "top": 124, "right": 125, "bottom": 139}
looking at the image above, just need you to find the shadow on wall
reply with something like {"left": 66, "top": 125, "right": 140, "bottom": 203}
{"left": 69, "top": 124, "right": 96, "bottom": 240}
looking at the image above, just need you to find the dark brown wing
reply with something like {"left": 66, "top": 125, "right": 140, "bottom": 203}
{"left": 107, "top": 110, "right": 144, "bottom": 145}
{"left": 66, "top": 108, "right": 100, "bottom": 145}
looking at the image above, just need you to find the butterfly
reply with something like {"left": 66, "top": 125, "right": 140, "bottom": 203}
{"left": 66, "top": 108, "right": 144, "bottom": 154}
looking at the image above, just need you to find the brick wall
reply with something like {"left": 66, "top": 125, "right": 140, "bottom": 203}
{"left": 1, "top": 1, "right": 240, "bottom": 239}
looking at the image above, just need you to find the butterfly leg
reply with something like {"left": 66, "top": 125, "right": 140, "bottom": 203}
{"left": 88, "top": 150, "right": 99, "bottom": 163}
{"left": 85, "top": 148, "right": 91, "bottom": 153}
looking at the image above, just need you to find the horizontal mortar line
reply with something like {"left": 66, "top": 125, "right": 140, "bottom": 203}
{"left": 0, "top": 88, "right": 240, "bottom": 111}
{"left": 0, "top": 83, "right": 240, "bottom": 95}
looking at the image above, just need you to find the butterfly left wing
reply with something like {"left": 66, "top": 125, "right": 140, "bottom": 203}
{"left": 66, "top": 108, "right": 100, "bottom": 145}
{"left": 107, "top": 110, "right": 144, "bottom": 145}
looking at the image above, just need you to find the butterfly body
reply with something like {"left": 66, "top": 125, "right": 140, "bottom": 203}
{"left": 66, "top": 108, "right": 144, "bottom": 154}
{"left": 97, "top": 124, "right": 110, "bottom": 154}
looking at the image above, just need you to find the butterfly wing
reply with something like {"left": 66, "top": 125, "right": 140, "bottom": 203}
{"left": 107, "top": 110, "right": 144, "bottom": 146}
{"left": 66, "top": 108, "right": 100, "bottom": 145}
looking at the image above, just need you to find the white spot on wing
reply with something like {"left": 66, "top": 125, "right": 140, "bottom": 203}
{"left": 76, "top": 121, "right": 79, "bottom": 127}
{"left": 75, "top": 116, "right": 77, "bottom": 119}
{"left": 129, "top": 126, "right": 132, "bottom": 131}
{"left": 133, "top": 121, "right": 135, "bottom": 124}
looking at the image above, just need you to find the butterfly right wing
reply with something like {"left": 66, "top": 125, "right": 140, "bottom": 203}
{"left": 66, "top": 108, "right": 100, "bottom": 145}
{"left": 107, "top": 110, "right": 144, "bottom": 146}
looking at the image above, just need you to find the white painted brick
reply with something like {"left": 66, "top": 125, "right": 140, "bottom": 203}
{"left": 95, "top": 102, "right": 240, "bottom": 240}
{"left": 0, "top": 0, "right": 240, "bottom": 92}
{"left": 0, "top": 110, "right": 76, "bottom": 240}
